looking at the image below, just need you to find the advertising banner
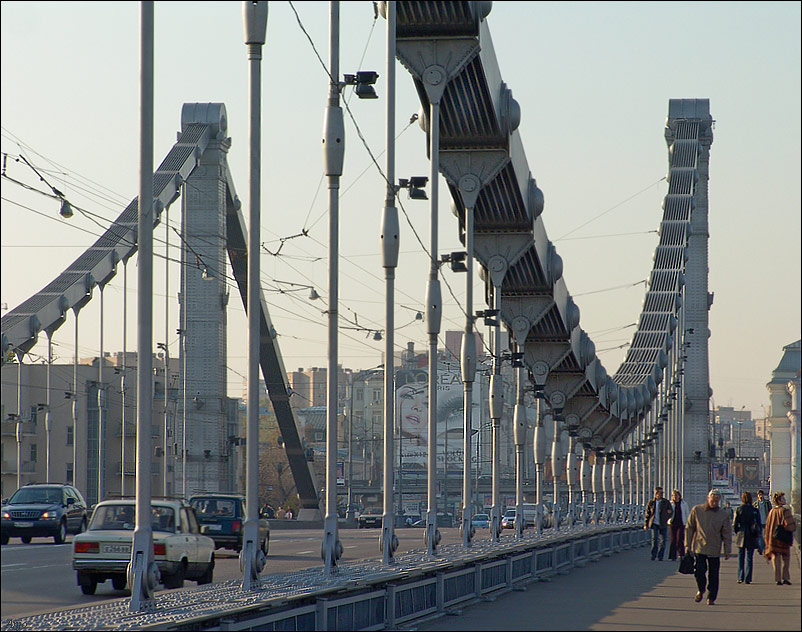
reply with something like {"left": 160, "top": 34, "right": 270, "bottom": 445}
{"left": 711, "top": 462, "right": 728, "bottom": 482}
{"left": 732, "top": 457, "right": 760, "bottom": 490}
{"left": 396, "top": 365, "right": 481, "bottom": 473}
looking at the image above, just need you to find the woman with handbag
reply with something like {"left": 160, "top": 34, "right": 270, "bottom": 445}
{"left": 668, "top": 489, "right": 690, "bottom": 560}
{"left": 764, "top": 491, "right": 797, "bottom": 585}
{"left": 733, "top": 491, "right": 760, "bottom": 583}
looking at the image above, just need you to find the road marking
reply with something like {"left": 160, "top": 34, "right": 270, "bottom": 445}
{"left": 344, "top": 545, "right": 357, "bottom": 549}
{"left": 2, "top": 563, "right": 64, "bottom": 571}
{"left": 1, "top": 563, "right": 26, "bottom": 568}
{"left": 297, "top": 550, "right": 313, "bottom": 554}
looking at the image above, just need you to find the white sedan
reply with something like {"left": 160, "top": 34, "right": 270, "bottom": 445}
{"left": 72, "top": 499, "right": 215, "bottom": 595}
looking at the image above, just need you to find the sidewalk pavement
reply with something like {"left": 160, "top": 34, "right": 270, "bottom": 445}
{"left": 415, "top": 544, "right": 801, "bottom": 631}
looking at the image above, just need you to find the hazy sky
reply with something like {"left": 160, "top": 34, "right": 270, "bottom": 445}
{"left": 1, "top": 2, "right": 800, "bottom": 419}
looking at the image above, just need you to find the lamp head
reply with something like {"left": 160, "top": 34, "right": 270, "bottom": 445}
{"left": 59, "top": 198, "right": 73, "bottom": 219}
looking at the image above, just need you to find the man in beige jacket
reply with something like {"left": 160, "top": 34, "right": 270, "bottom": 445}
{"left": 685, "top": 489, "right": 732, "bottom": 605}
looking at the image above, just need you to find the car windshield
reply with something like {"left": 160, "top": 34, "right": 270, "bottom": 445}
{"left": 504, "top": 509, "right": 516, "bottom": 516}
{"left": 474, "top": 514, "right": 489, "bottom": 520}
{"left": 90, "top": 505, "right": 176, "bottom": 533}
{"left": 8, "top": 487, "right": 62, "bottom": 504}
{"left": 191, "top": 498, "right": 238, "bottom": 518}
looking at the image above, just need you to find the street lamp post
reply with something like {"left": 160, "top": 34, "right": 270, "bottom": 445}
{"left": 128, "top": 1, "right": 157, "bottom": 610}
{"left": 241, "top": 0, "right": 269, "bottom": 590}
{"left": 322, "top": 0, "right": 344, "bottom": 576}
{"left": 380, "top": 1, "right": 398, "bottom": 564}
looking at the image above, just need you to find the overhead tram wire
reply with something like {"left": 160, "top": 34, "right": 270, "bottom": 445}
{"left": 5, "top": 14, "right": 438, "bottom": 359}
{"left": 553, "top": 176, "right": 666, "bottom": 242}
{"left": 5, "top": 10, "right": 456, "bottom": 368}
{"left": 572, "top": 279, "right": 647, "bottom": 298}
{"left": 286, "top": 7, "right": 491, "bottom": 355}
{"left": 2, "top": 186, "right": 393, "bottom": 357}
{"left": 558, "top": 229, "right": 658, "bottom": 242}
{"left": 1, "top": 130, "right": 131, "bottom": 206}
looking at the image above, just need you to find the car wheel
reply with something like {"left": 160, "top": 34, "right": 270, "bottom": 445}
{"left": 21, "top": 536, "right": 32, "bottom": 544}
{"left": 261, "top": 534, "right": 269, "bottom": 556}
{"left": 111, "top": 574, "right": 127, "bottom": 590}
{"left": 197, "top": 556, "right": 214, "bottom": 585}
{"left": 54, "top": 520, "right": 67, "bottom": 544}
{"left": 164, "top": 561, "right": 185, "bottom": 589}
{"left": 78, "top": 573, "right": 98, "bottom": 595}
{"left": 1, "top": 534, "right": 8, "bottom": 545}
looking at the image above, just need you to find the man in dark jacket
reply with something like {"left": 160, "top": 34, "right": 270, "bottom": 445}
{"left": 644, "top": 486, "right": 673, "bottom": 561}
{"left": 754, "top": 489, "right": 772, "bottom": 554}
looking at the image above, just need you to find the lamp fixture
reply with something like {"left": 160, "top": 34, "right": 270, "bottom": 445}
{"left": 342, "top": 70, "right": 379, "bottom": 99}
{"left": 398, "top": 176, "right": 428, "bottom": 200}
{"left": 59, "top": 198, "right": 74, "bottom": 219}
{"left": 441, "top": 251, "right": 467, "bottom": 273}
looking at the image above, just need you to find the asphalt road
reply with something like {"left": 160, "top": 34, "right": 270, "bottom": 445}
{"left": 0, "top": 526, "right": 473, "bottom": 619}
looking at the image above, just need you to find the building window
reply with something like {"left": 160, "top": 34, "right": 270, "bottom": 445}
{"left": 67, "top": 463, "right": 74, "bottom": 485}
{"left": 372, "top": 390, "right": 381, "bottom": 402}
{"left": 30, "top": 443, "right": 37, "bottom": 463}
{"left": 67, "top": 426, "right": 74, "bottom": 446}
{"left": 355, "top": 390, "right": 363, "bottom": 402}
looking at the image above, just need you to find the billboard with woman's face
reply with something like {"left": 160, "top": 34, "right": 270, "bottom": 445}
{"left": 396, "top": 366, "right": 479, "bottom": 471}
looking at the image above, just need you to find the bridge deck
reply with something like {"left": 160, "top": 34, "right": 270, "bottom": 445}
{"left": 419, "top": 544, "right": 802, "bottom": 631}
{"left": 0, "top": 525, "right": 630, "bottom": 630}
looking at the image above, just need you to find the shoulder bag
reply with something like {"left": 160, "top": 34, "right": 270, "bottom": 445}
{"left": 773, "top": 521, "right": 794, "bottom": 545}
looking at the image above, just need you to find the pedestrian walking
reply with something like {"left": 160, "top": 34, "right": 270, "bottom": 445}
{"left": 754, "top": 489, "right": 772, "bottom": 554}
{"left": 764, "top": 491, "right": 797, "bottom": 586}
{"left": 276, "top": 506, "right": 286, "bottom": 520}
{"left": 667, "top": 489, "right": 690, "bottom": 561}
{"left": 733, "top": 491, "right": 760, "bottom": 584}
{"left": 685, "top": 488, "right": 732, "bottom": 606}
{"left": 644, "top": 486, "right": 672, "bottom": 561}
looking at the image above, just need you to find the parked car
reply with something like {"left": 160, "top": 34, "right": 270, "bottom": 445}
{"left": 357, "top": 507, "right": 383, "bottom": 528}
{"left": 1, "top": 483, "right": 88, "bottom": 545}
{"left": 189, "top": 493, "right": 269, "bottom": 554}
{"left": 471, "top": 513, "right": 490, "bottom": 529}
{"left": 72, "top": 498, "right": 214, "bottom": 595}
{"left": 408, "top": 511, "right": 455, "bottom": 528}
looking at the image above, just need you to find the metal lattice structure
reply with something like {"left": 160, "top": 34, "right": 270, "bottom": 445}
{"left": 393, "top": 1, "right": 713, "bottom": 506}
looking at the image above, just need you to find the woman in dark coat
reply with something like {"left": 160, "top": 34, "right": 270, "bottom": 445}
{"left": 733, "top": 491, "right": 760, "bottom": 584}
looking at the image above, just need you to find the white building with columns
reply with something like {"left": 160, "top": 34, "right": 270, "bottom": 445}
{"left": 766, "top": 340, "right": 800, "bottom": 507}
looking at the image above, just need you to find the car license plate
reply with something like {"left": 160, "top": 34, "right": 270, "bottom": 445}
{"left": 207, "top": 524, "right": 222, "bottom": 531}
{"left": 14, "top": 522, "right": 32, "bottom": 528}
{"left": 103, "top": 544, "right": 131, "bottom": 554}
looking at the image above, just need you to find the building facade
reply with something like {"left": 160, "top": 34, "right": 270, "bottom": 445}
{"left": 1, "top": 352, "right": 242, "bottom": 503}
{"left": 766, "top": 340, "right": 801, "bottom": 502}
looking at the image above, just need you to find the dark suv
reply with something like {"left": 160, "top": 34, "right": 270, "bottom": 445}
{"left": 188, "top": 493, "right": 269, "bottom": 554}
{"left": 1, "top": 483, "right": 88, "bottom": 545}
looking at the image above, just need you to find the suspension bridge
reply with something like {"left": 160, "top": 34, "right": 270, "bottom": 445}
{"left": 1, "top": 2, "right": 733, "bottom": 630}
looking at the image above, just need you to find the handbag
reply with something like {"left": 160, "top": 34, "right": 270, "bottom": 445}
{"left": 750, "top": 515, "right": 761, "bottom": 537}
{"left": 678, "top": 553, "right": 695, "bottom": 575}
{"left": 773, "top": 522, "right": 794, "bottom": 545}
